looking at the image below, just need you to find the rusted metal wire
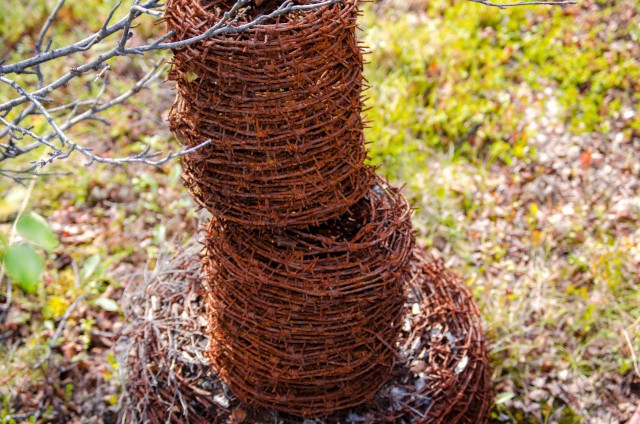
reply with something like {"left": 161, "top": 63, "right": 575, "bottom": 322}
{"left": 202, "top": 176, "right": 415, "bottom": 417}
{"left": 119, "top": 243, "right": 492, "bottom": 423}
{"left": 157, "top": 1, "right": 493, "bottom": 421}
{"left": 165, "top": 0, "right": 372, "bottom": 228}
{"left": 374, "top": 249, "right": 493, "bottom": 423}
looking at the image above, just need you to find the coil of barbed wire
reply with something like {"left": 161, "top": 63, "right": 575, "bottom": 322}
{"left": 201, "top": 176, "right": 415, "bottom": 416}
{"left": 377, "top": 250, "right": 493, "bottom": 424}
{"left": 120, "top": 246, "right": 492, "bottom": 423}
{"left": 165, "top": 0, "right": 371, "bottom": 227}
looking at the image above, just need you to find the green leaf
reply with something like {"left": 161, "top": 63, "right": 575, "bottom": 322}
{"left": 81, "top": 253, "right": 101, "bottom": 281}
{"left": 0, "top": 232, "right": 7, "bottom": 259}
{"left": 16, "top": 212, "right": 59, "bottom": 251}
{"left": 93, "top": 297, "right": 119, "bottom": 312}
{"left": 4, "top": 243, "right": 43, "bottom": 294}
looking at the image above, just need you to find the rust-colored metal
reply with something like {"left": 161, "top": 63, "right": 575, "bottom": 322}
{"left": 165, "top": 0, "right": 372, "bottom": 228}
{"left": 157, "top": 0, "right": 493, "bottom": 420}
{"left": 119, "top": 244, "right": 492, "bottom": 423}
{"left": 202, "top": 176, "right": 415, "bottom": 417}
{"left": 378, "top": 249, "right": 493, "bottom": 423}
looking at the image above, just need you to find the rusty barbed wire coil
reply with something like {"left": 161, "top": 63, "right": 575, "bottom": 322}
{"left": 165, "top": 0, "right": 372, "bottom": 227}
{"left": 373, "top": 249, "right": 493, "bottom": 423}
{"left": 119, "top": 243, "right": 491, "bottom": 423}
{"left": 202, "top": 177, "right": 415, "bottom": 417}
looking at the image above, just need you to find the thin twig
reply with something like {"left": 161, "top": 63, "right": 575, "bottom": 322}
{"left": 33, "top": 295, "right": 87, "bottom": 369}
{"left": 623, "top": 328, "right": 640, "bottom": 379}
{"left": 34, "top": 0, "right": 67, "bottom": 89}
{"left": 35, "top": 0, "right": 66, "bottom": 54}
{"left": 467, "top": 0, "right": 576, "bottom": 8}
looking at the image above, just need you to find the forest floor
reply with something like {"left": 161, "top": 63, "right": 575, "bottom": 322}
{"left": 0, "top": 0, "right": 639, "bottom": 423}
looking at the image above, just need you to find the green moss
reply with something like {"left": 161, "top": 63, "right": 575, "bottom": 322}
{"left": 362, "top": 1, "right": 639, "bottom": 176}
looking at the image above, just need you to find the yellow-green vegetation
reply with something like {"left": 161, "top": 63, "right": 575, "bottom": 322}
{"left": 1, "top": 0, "right": 639, "bottom": 422}
{"left": 363, "top": 1, "right": 639, "bottom": 422}
{"left": 363, "top": 0, "right": 640, "bottom": 172}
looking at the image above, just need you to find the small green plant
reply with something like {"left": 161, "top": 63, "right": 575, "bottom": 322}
{"left": 1, "top": 212, "right": 59, "bottom": 294}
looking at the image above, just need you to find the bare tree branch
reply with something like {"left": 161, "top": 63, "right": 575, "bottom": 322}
{"left": 467, "top": 0, "right": 575, "bottom": 8}
{"left": 0, "top": 0, "right": 344, "bottom": 178}
{"left": 0, "top": 0, "right": 575, "bottom": 179}
{"left": 1, "top": 69, "right": 212, "bottom": 169}
{"left": 0, "top": 0, "right": 341, "bottom": 112}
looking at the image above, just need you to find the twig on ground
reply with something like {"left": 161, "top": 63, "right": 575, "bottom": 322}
{"left": 623, "top": 328, "right": 640, "bottom": 379}
{"left": 33, "top": 295, "right": 87, "bottom": 369}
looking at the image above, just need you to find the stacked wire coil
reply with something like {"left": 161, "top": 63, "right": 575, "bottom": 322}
{"left": 162, "top": 0, "right": 492, "bottom": 420}
{"left": 202, "top": 177, "right": 414, "bottom": 415}
{"left": 167, "top": 0, "right": 371, "bottom": 228}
